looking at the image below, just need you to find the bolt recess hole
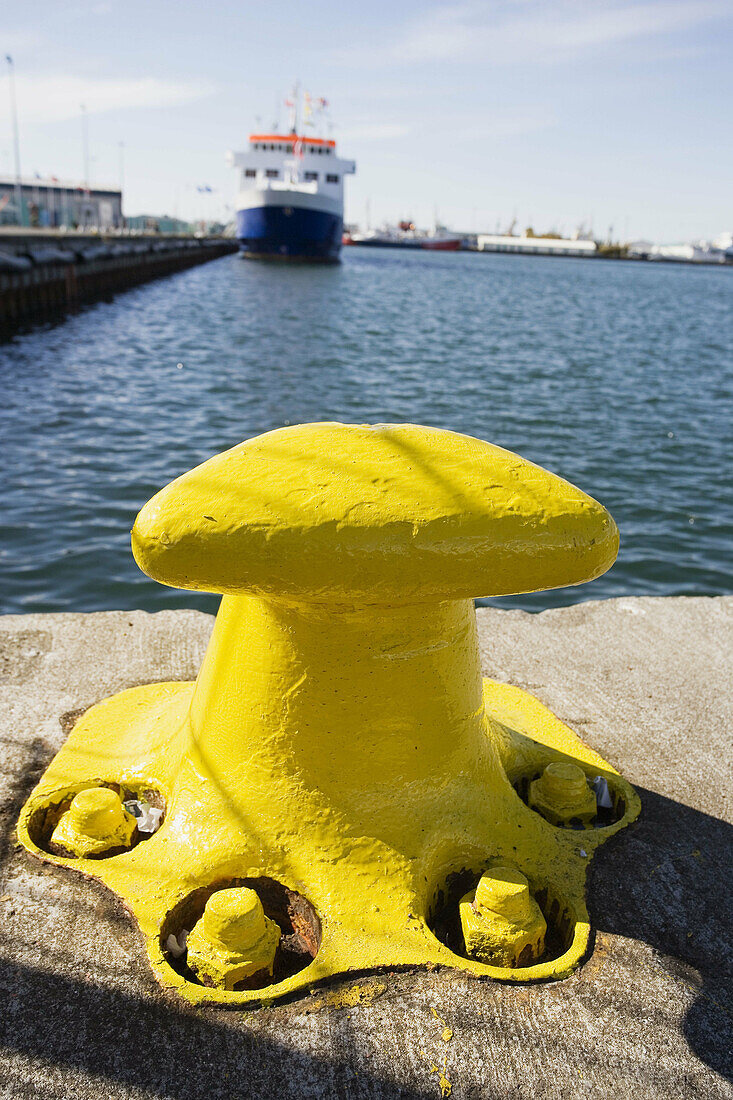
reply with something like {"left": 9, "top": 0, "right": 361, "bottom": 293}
{"left": 428, "top": 868, "right": 576, "bottom": 969}
{"left": 161, "top": 877, "right": 322, "bottom": 992}
{"left": 27, "top": 782, "right": 166, "bottom": 859}
{"left": 514, "top": 770, "right": 626, "bottom": 829}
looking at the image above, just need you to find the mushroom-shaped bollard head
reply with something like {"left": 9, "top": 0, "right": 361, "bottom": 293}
{"left": 131, "top": 423, "right": 618, "bottom": 604}
{"left": 460, "top": 865, "right": 547, "bottom": 968}
{"left": 529, "top": 762, "right": 598, "bottom": 827}
{"left": 50, "top": 787, "right": 136, "bottom": 858}
{"left": 186, "top": 887, "right": 281, "bottom": 991}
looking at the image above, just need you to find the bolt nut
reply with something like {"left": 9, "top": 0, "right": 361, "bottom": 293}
{"left": 528, "top": 762, "right": 597, "bottom": 827}
{"left": 459, "top": 865, "right": 547, "bottom": 968}
{"left": 474, "top": 864, "right": 533, "bottom": 923}
{"left": 186, "top": 887, "right": 281, "bottom": 991}
{"left": 50, "top": 787, "right": 136, "bottom": 858}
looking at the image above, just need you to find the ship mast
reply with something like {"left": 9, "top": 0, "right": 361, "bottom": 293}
{"left": 288, "top": 81, "right": 300, "bottom": 135}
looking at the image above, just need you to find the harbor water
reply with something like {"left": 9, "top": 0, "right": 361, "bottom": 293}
{"left": 1, "top": 248, "right": 731, "bottom": 615}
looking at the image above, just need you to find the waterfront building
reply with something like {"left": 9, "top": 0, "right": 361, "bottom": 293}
{"left": 125, "top": 214, "right": 193, "bottom": 234}
{"left": 0, "top": 175, "right": 123, "bottom": 230}
{"left": 477, "top": 234, "right": 597, "bottom": 257}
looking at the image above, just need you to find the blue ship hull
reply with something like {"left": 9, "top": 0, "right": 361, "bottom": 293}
{"left": 236, "top": 205, "right": 342, "bottom": 262}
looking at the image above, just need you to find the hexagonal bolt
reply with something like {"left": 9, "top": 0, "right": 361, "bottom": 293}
{"left": 459, "top": 864, "right": 547, "bottom": 968}
{"left": 528, "top": 762, "right": 597, "bottom": 827}
{"left": 50, "top": 787, "right": 136, "bottom": 858}
{"left": 186, "top": 887, "right": 281, "bottom": 991}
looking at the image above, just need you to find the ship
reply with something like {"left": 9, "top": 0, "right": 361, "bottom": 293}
{"left": 226, "top": 89, "right": 355, "bottom": 262}
{"left": 344, "top": 220, "right": 461, "bottom": 251}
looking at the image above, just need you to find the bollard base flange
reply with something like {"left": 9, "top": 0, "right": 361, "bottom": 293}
{"left": 18, "top": 675, "right": 639, "bottom": 1007}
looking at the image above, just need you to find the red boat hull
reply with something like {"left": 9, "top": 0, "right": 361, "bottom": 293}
{"left": 422, "top": 239, "right": 461, "bottom": 251}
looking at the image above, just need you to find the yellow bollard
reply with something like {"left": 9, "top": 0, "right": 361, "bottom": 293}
{"left": 528, "top": 762, "right": 598, "bottom": 827}
{"left": 186, "top": 888, "right": 281, "bottom": 991}
{"left": 19, "top": 423, "right": 640, "bottom": 1004}
{"left": 50, "top": 787, "right": 136, "bottom": 858}
{"left": 459, "top": 865, "right": 547, "bottom": 967}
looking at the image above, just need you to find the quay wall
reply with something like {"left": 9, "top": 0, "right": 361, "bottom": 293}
{"left": 0, "top": 231, "right": 238, "bottom": 339}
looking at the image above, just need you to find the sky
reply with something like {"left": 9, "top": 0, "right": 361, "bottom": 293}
{"left": 1, "top": 0, "right": 731, "bottom": 241}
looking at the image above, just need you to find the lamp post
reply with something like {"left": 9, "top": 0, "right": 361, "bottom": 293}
{"left": 118, "top": 141, "right": 125, "bottom": 227}
{"left": 80, "top": 103, "right": 90, "bottom": 227}
{"left": 6, "top": 55, "right": 24, "bottom": 226}
{"left": 81, "top": 104, "right": 90, "bottom": 187}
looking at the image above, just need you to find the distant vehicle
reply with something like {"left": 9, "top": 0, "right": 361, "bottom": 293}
{"left": 226, "top": 88, "right": 355, "bottom": 262}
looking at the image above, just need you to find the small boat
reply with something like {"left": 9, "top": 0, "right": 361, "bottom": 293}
{"left": 344, "top": 220, "right": 461, "bottom": 251}
{"left": 422, "top": 235, "right": 461, "bottom": 251}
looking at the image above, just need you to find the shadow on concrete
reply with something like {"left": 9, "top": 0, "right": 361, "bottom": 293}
{"left": 0, "top": 735, "right": 48, "bottom": 875}
{"left": 0, "top": 955, "right": 429, "bottom": 1100}
{"left": 589, "top": 785, "right": 733, "bottom": 1083}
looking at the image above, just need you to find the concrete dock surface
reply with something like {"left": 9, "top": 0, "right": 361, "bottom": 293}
{"left": 0, "top": 597, "right": 731, "bottom": 1098}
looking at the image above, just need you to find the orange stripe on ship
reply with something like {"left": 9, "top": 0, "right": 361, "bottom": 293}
{"left": 249, "top": 134, "right": 336, "bottom": 147}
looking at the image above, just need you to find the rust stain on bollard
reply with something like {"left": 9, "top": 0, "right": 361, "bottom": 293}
{"left": 18, "top": 422, "right": 640, "bottom": 1005}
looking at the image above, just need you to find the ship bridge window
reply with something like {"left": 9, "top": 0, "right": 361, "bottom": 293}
{"left": 244, "top": 168, "right": 256, "bottom": 179}
{"left": 265, "top": 168, "right": 279, "bottom": 179}
{"left": 326, "top": 173, "right": 339, "bottom": 184}
{"left": 304, "top": 171, "right": 318, "bottom": 182}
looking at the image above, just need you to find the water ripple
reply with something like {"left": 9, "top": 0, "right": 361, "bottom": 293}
{"left": 0, "top": 249, "right": 731, "bottom": 614}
